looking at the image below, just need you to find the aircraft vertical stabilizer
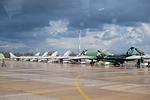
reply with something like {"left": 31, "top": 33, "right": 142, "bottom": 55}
{"left": 34, "top": 52, "right": 40, "bottom": 56}
{"left": 51, "top": 51, "right": 58, "bottom": 57}
{"left": 9, "top": 52, "right": 17, "bottom": 58}
{"left": 42, "top": 52, "right": 48, "bottom": 57}
{"left": 64, "top": 50, "right": 71, "bottom": 57}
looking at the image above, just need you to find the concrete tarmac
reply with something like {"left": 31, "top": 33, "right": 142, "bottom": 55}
{"left": 0, "top": 61, "right": 150, "bottom": 100}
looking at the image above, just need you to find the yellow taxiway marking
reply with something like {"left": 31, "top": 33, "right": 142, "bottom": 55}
{"left": 73, "top": 76, "right": 91, "bottom": 100}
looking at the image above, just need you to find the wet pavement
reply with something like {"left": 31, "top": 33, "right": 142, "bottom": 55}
{"left": 0, "top": 61, "right": 150, "bottom": 100}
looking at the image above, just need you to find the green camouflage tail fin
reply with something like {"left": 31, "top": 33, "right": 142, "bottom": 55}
{"left": 126, "top": 47, "right": 145, "bottom": 56}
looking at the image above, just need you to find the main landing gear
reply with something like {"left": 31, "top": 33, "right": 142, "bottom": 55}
{"left": 90, "top": 60, "right": 95, "bottom": 66}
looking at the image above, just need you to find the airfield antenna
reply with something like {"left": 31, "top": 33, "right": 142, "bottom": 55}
{"left": 78, "top": 30, "right": 81, "bottom": 54}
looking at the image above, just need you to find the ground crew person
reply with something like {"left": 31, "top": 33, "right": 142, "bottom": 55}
{"left": 1, "top": 59, "right": 6, "bottom": 67}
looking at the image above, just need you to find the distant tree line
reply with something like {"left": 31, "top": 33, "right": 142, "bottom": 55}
{"left": 0, "top": 52, "right": 10, "bottom": 58}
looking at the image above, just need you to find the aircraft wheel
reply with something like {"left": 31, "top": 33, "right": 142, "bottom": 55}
{"left": 90, "top": 61, "right": 95, "bottom": 66}
{"left": 147, "top": 63, "right": 150, "bottom": 68}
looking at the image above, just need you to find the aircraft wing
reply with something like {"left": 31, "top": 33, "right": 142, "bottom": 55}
{"left": 104, "top": 55, "right": 126, "bottom": 60}
{"left": 20, "top": 56, "right": 38, "bottom": 59}
{"left": 102, "top": 55, "right": 137, "bottom": 65}
{"left": 38, "top": 56, "right": 57, "bottom": 59}
{"left": 142, "top": 54, "right": 150, "bottom": 59}
{"left": 68, "top": 55, "right": 91, "bottom": 60}
{"left": 39, "top": 56, "right": 68, "bottom": 59}
{"left": 55, "top": 56, "right": 69, "bottom": 59}
{"left": 126, "top": 54, "right": 150, "bottom": 60}
{"left": 126, "top": 55, "right": 141, "bottom": 60}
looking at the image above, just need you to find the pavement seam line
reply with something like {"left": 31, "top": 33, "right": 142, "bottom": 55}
{"left": 73, "top": 75, "right": 91, "bottom": 100}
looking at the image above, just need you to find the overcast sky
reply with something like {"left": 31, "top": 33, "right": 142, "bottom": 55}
{"left": 0, "top": 0, "right": 150, "bottom": 53}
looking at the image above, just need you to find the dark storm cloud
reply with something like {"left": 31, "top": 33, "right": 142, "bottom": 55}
{"left": 0, "top": 0, "right": 150, "bottom": 31}
{"left": 0, "top": 0, "right": 150, "bottom": 51}
{"left": 0, "top": 2, "right": 8, "bottom": 19}
{"left": 1, "top": 0, "right": 149, "bottom": 32}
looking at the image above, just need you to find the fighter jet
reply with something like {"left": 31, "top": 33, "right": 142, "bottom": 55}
{"left": 53, "top": 50, "right": 72, "bottom": 63}
{"left": 98, "top": 47, "right": 145, "bottom": 66}
{"left": 37, "top": 51, "right": 58, "bottom": 62}
{"left": 126, "top": 48, "right": 150, "bottom": 67}
{"left": 66, "top": 50, "right": 113, "bottom": 65}
{"left": 30, "top": 52, "right": 48, "bottom": 62}
{"left": 9, "top": 52, "right": 40, "bottom": 61}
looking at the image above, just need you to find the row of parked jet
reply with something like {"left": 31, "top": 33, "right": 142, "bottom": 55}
{"left": 9, "top": 47, "right": 150, "bottom": 67}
